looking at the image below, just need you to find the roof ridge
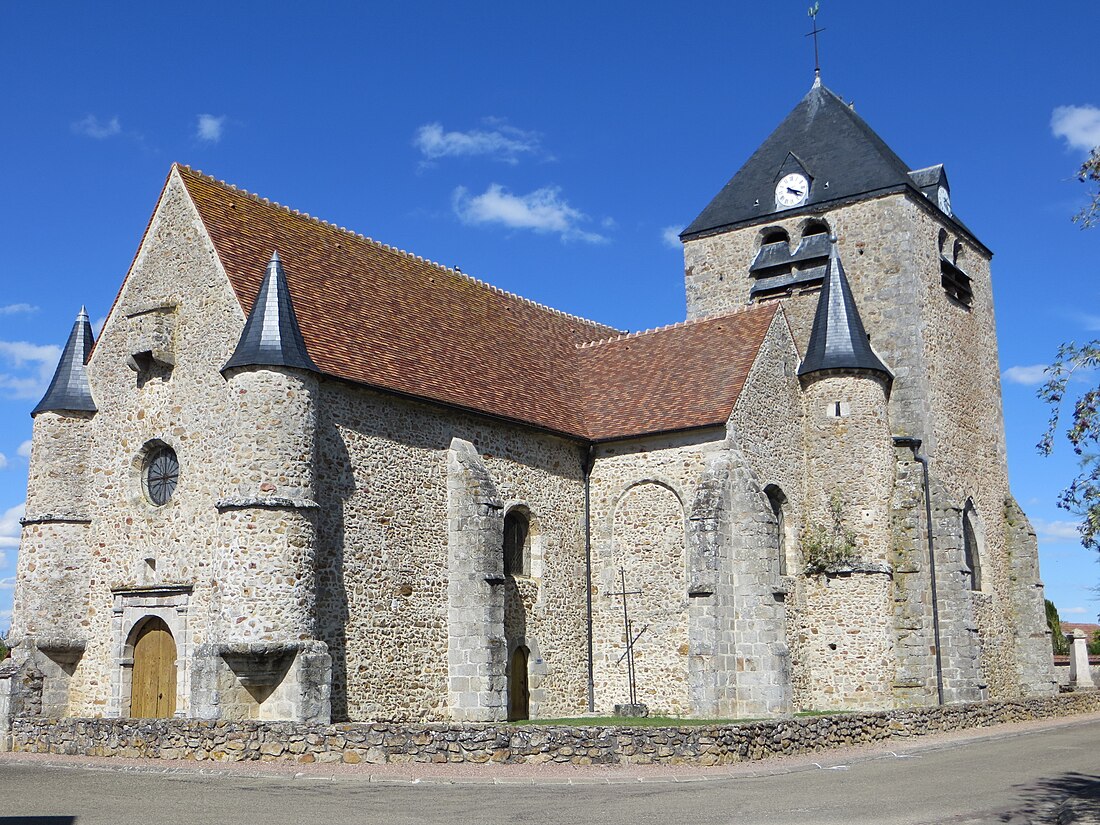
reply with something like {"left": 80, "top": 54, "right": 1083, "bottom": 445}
{"left": 174, "top": 164, "right": 618, "bottom": 334}
{"left": 575, "top": 303, "right": 773, "bottom": 349}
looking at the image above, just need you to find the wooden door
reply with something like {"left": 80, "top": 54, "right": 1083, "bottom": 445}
{"left": 130, "top": 618, "right": 177, "bottom": 718}
{"left": 508, "top": 646, "right": 530, "bottom": 721}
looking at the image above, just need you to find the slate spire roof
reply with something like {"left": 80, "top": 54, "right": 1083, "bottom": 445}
{"left": 32, "top": 306, "right": 97, "bottom": 416}
{"left": 798, "top": 238, "right": 890, "bottom": 378}
{"left": 222, "top": 250, "right": 320, "bottom": 374}
{"left": 683, "top": 80, "right": 919, "bottom": 239}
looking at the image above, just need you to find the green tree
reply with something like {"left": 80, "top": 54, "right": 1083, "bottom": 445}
{"left": 1046, "top": 599, "right": 1070, "bottom": 655}
{"left": 1039, "top": 145, "right": 1100, "bottom": 552}
{"left": 1073, "top": 149, "right": 1100, "bottom": 228}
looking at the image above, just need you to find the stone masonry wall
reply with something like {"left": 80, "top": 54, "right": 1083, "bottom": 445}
{"left": 14, "top": 170, "right": 250, "bottom": 718}
{"left": 794, "top": 374, "right": 896, "bottom": 709}
{"left": 681, "top": 192, "right": 1053, "bottom": 699}
{"left": 312, "top": 381, "right": 590, "bottom": 723}
{"left": 13, "top": 693, "right": 1100, "bottom": 766}
{"left": 13, "top": 168, "right": 592, "bottom": 725}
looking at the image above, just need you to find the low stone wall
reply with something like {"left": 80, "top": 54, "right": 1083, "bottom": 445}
{"left": 12, "top": 693, "right": 1100, "bottom": 767}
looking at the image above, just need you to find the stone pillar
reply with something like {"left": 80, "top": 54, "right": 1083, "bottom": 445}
{"left": 446, "top": 438, "right": 507, "bottom": 722}
{"left": 1069, "top": 630, "right": 1096, "bottom": 689}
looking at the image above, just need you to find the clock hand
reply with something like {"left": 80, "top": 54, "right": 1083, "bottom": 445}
{"left": 787, "top": 187, "right": 804, "bottom": 196}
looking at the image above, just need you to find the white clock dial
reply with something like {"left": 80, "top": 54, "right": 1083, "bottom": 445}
{"left": 937, "top": 186, "right": 952, "bottom": 216}
{"left": 775, "top": 173, "right": 810, "bottom": 209}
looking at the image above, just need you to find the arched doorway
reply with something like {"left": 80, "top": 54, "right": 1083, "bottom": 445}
{"left": 129, "top": 617, "right": 177, "bottom": 718}
{"left": 508, "top": 645, "right": 530, "bottom": 721}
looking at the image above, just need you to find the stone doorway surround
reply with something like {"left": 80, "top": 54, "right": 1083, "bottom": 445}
{"left": 109, "top": 585, "right": 192, "bottom": 718}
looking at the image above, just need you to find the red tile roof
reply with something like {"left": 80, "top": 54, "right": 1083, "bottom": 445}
{"left": 173, "top": 165, "right": 778, "bottom": 441}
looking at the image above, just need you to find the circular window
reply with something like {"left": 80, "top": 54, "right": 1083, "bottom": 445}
{"left": 143, "top": 446, "right": 179, "bottom": 506}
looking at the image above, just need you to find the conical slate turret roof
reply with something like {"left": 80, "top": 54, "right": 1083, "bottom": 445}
{"left": 32, "top": 307, "right": 97, "bottom": 416}
{"left": 798, "top": 239, "right": 890, "bottom": 378}
{"left": 683, "top": 79, "right": 917, "bottom": 239}
{"left": 222, "top": 251, "right": 320, "bottom": 374}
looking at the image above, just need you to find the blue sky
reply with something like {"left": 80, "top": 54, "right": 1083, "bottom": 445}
{"left": 0, "top": 2, "right": 1098, "bottom": 629}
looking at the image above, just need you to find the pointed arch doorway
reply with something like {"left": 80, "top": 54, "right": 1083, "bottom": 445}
{"left": 129, "top": 617, "right": 177, "bottom": 718}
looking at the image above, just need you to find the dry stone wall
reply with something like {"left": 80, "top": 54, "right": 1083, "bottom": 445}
{"left": 12, "top": 693, "right": 1100, "bottom": 766}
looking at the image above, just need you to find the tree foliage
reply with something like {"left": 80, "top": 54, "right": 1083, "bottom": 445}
{"left": 1074, "top": 148, "right": 1100, "bottom": 228}
{"left": 1038, "top": 145, "right": 1100, "bottom": 553}
{"left": 1046, "top": 599, "right": 1069, "bottom": 655}
{"left": 1037, "top": 342, "right": 1100, "bottom": 551}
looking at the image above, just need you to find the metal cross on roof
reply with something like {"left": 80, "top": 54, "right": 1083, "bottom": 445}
{"left": 806, "top": 2, "right": 826, "bottom": 78}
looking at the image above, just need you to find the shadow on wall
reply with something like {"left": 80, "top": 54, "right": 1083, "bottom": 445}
{"left": 314, "top": 416, "right": 354, "bottom": 722}
{"left": 0, "top": 819, "right": 77, "bottom": 824}
{"left": 996, "top": 772, "right": 1100, "bottom": 822}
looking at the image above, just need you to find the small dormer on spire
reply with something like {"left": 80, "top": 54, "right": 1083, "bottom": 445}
{"left": 223, "top": 251, "right": 319, "bottom": 374}
{"left": 798, "top": 238, "right": 890, "bottom": 378}
{"left": 32, "top": 306, "right": 97, "bottom": 416}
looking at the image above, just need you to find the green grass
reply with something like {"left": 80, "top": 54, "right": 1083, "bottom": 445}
{"left": 514, "top": 715, "right": 763, "bottom": 727}
{"left": 514, "top": 709, "right": 850, "bottom": 726}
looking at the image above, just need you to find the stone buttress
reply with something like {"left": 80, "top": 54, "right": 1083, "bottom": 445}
{"left": 10, "top": 308, "right": 98, "bottom": 716}
{"left": 196, "top": 252, "right": 331, "bottom": 722}
{"left": 445, "top": 438, "right": 507, "bottom": 722}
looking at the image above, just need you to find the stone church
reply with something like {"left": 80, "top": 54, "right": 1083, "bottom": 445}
{"left": 9, "top": 78, "right": 1056, "bottom": 724}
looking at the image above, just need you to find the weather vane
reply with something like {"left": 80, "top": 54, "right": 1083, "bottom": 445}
{"left": 806, "top": 2, "right": 825, "bottom": 78}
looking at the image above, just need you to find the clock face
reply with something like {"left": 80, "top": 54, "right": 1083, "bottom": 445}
{"left": 937, "top": 186, "right": 952, "bottom": 216}
{"left": 775, "top": 173, "right": 810, "bottom": 209}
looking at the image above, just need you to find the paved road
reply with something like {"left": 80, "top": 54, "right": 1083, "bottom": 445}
{"left": 1, "top": 720, "right": 1098, "bottom": 825}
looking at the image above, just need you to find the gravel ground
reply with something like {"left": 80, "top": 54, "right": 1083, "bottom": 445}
{"left": 3, "top": 710, "right": 1097, "bottom": 786}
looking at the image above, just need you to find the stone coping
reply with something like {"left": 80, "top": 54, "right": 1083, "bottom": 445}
{"left": 10, "top": 693, "right": 1100, "bottom": 767}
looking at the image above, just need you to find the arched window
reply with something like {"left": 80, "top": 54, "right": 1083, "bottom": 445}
{"left": 765, "top": 485, "right": 789, "bottom": 576}
{"left": 503, "top": 509, "right": 530, "bottom": 577}
{"left": 761, "top": 228, "right": 791, "bottom": 247}
{"left": 962, "top": 501, "right": 982, "bottom": 592}
{"left": 801, "top": 219, "right": 829, "bottom": 239}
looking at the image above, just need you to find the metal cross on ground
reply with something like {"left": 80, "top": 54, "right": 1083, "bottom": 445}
{"left": 608, "top": 567, "right": 647, "bottom": 708}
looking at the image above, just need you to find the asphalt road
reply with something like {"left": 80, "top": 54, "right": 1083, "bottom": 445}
{"left": 1, "top": 720, "right": 1098, "bottom": 825}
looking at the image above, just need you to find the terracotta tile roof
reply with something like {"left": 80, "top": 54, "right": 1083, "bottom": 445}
{"left": 173, "top": 165, "right": 777, "bottom": 441}
{"left": 1061, "top": 622, "right": 1100, "bottom": 635}
{"left": 575, "top": 307, "right": 778, "bottom": 441}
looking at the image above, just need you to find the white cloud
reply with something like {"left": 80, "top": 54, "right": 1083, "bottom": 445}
{"left": 93, "top": 316, "right": 107, "bottom": 337}
{"left": 0, "top": 341, "right": 61, "bottom": 400}
{"left": 1052, "top": 105, "right": 1100, "bottom": 153}
{"left": 196, "top": 114, "right": 226, "bottom": 143}
{"left": 0, "top": 577, "right": 13, "bottom": 591}
{"left": 1063, "top": 606, "right": 1092, "bottom": 616}
{"left": 661, "top": 225, "right": 682, "bottom": 249}
{"left": 414, "top": 122, "right": 541, "bottom": 164}
{"left": 1003, "top": 364, "right": 1049, "bottom": 386}
{"left": 0, "top": 502, "right": 23, "bottom": 551}
{"left": 16, "top": 441, "right": 30, "bottom": 460}
{"left": 72, "top": 115, "right": 121, "bottom": 139}
{"left": 1033, "top": 517, "right": 1082, "bottom": 543}
{"left": 0, "top": 304, "right": 37, "bottom": 316}
{"left": 452, "top": 184, "right": 607, "bottom": 243}
{"left": 0, "top": 454, "right": 7, "bottom": 471}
